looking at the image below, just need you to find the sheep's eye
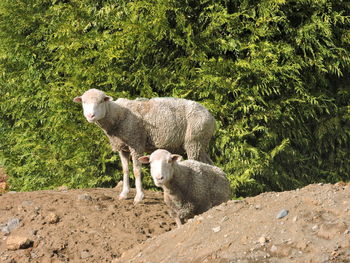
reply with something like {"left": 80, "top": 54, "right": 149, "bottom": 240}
{"left": 167, "top": 159, "right": 172, "bottom": 163}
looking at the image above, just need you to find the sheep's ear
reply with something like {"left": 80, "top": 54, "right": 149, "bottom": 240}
{"left": 171, "top": 154, "right": 182, "bottom": 162}
{"left": 138, "top": 156, "right": 150, "bottom": 164}
{"left": 104, "top": 96, "right": 113, "bottom": 102}
{"left": 73, "top": 96, "right": 82, "bottom": 103}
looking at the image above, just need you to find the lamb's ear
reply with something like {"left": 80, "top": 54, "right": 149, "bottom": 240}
{"left": 138, "top": 156, "right": 150, "bottom": 164}
{"left": 104, "top": 95, "right": 113, "bottom": 102}
{"left": 171, "top": 154, "right": 183, "bottom": 162}
{"left": 73, "top": 96, "right": 82, "bottom": 103}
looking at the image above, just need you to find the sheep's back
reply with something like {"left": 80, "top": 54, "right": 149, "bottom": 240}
{"left": 116, "top": 97, "right": 213, "bottom": 152}
{"left": 176, "top": 160, "right": 230, "bottom": 209}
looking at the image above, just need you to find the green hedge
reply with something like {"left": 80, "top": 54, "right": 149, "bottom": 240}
{"left": 1, "top": 0, "right": 349, "bottom": 197}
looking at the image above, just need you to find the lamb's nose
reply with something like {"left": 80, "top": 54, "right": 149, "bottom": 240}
{"left": 87, "top": 114, "right": 95, "bottom": 118}
{"left": 156, "top": 175, "right": 164, "bottom": 181}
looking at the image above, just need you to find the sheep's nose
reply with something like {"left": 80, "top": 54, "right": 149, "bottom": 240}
{"left": 156, "top": 175, "right": 164, "bottom": 181}
{"left": 86, "top": 114, "right": 95, "bottom": 119}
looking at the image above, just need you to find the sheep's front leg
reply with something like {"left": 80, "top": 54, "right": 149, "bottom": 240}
{"left": 131, "top": 153, "right": 144, "bottom": 204}
{"left": 118, "top": 150, "right": 130, "bottom": 200}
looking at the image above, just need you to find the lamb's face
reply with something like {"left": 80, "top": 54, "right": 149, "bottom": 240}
{"left": 138, "top": 149, "right": 182, "bottom": 187}
{"left": 73, "top": 89, "right": 112, "bottom": 123}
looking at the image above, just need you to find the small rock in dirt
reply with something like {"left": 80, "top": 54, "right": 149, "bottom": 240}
{"left": 1, "top": 218, "right": 21, "bottom": 235}
{"left": 276, "top": 209, "right": 289, "bottom": 219}
{"left": 258, "top": 236, "right": 268, "bottom": 245}
{"left": 221, "top": 216, "right": 229, "bottom": 223}
{"left": 30, "top": 229, "right": 38, "bottom": 236}
{"left": 1, "top": 226, "right": 10, "bottom": 235}
{"left": 194, "top": 215, "right": 204, "bottom": 221}
{"left": 46, "top": 212, "right": 59, "bottom": 224}
{"left": 212, "top": 226, "right": 221, "bottom": 233}
{"left": 312, "top": 225, "right": 319, "bottom": 231}
{"left": 77, "top": 193, "right": 93, "bottom": 202}
{"left": 6, "top": 236, "right": 33, "bottom": 250}
{"left": 34, "top": 206, "right": 41, "bottom": 215}
{"left": 270, "top": 245, "right": 278, "bottom": 253}
{"left": 81, "top": 250, "right": 92, "bottom": 259}
{"left": 30, "top": 251, "right": 39, "bottom": 259}
{"left": 21, "top": 200, "right": 33, "bottom": 207}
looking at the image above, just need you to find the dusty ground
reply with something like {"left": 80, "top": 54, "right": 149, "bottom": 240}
{"left": 1, "top": 182, "right": 350, "bottom": 263}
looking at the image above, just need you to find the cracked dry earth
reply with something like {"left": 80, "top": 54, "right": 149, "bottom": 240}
{"left": 1, "top": 183, "right": 350, "bottom": 263}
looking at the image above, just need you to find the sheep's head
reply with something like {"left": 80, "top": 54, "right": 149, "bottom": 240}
{"left": 138, "top": 149, "right": 182, "bottom": 187}
{"left": 73, "top": 89, "right": 113, "bottom": 123}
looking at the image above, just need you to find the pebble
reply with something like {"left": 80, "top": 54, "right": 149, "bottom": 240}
{"left": 220, "top": 216, "right": 229, "bottom": 223}
{"left": 77, "top": 193, "right": 93, "bottom": 201}
{"left": 276, "top": 209, "right": 289, "bottom": 219}
{"left": 312, "top": 225, "right": 318, "bottom": 231}
{"left": 1, "top": 226, "right": 10, "bottom": 235}
{"left": 81, "top": 250, "right": 92, "bottom": 259}
{"left": 1, "top": 218, "right": 21, "bottom": 235}
{"left": 270, "top": 245, "right": 278, "bottom": 253}
{"left": 34, "top": 207, "right": 41, "bottom": 214}
{"left": 212, "top": 226, "right": 221, "bottom": 233}
{"left": 258, "top": 236, "right": 267, "bottom": 245}
{"left": 46, "top": 212, "right": 60, "bottom": 224}
{"left": 6, "top": 236, "right": 33, "bottom": 250}
{"left": 21, "top": 200, "right": 33, "bottom": 207}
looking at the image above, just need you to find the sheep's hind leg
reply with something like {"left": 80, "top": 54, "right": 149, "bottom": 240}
{"left": 118, "top": 150, "right": 130, "bottom": 200}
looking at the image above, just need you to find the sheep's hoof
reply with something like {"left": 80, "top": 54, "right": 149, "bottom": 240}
{"left": 133, "top": 193, "right": 144, "bottom": 205}
{"left": 118, "top": 192, "right": 128, "bottom": 200}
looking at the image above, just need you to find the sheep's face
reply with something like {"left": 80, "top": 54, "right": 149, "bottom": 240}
{"left": 138, "top": 149, "right": 182, "bottom": 187}
{"left": 73, "top": 89, "right": 113, "bottom": 123}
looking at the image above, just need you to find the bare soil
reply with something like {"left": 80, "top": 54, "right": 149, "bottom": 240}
{"left": 1, "top": 183, "right": 350, "bottom": 263}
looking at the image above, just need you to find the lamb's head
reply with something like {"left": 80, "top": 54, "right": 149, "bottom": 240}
{"left": 73, "top": 89, "right": 113, "bottom": 123}
{"left": 138, "top": 149, "right": 182, "bottom": 187}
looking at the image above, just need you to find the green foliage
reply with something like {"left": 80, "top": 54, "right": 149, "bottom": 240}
{"left": 0, "top": 0, "right": 349, "bottom": 196}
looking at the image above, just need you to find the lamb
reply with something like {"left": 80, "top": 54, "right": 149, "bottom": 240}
{"left": 73, "top": 89, "right": 216, "bottom": 204}
{"left": 138, "top": 149, "right": 231, "bottom": 227}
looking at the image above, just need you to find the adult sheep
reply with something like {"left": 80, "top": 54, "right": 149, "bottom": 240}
{"left": 139, "top": 149, "right": 231, "bottom": 227}
{"left": 73, "top": 89, "right": 216, "bottom": 204}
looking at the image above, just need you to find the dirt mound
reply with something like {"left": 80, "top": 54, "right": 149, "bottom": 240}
{"left": 0, "top": 187, "right": 175, "bottom": 263}
{"left": 1, "top": 183, "right": 350, "bottom": 263}
{"left": 117, "top": 183, "right": 350, "bottom": 263}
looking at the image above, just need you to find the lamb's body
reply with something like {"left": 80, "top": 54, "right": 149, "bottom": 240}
{"left": 139, "top": 149, "right": 231, "bottom": 226}
{"left": 164, "top": 160, "right": 230, "bottom": 225}
{"left": 74, "top": 89, "right": 216, "bottom": 203}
